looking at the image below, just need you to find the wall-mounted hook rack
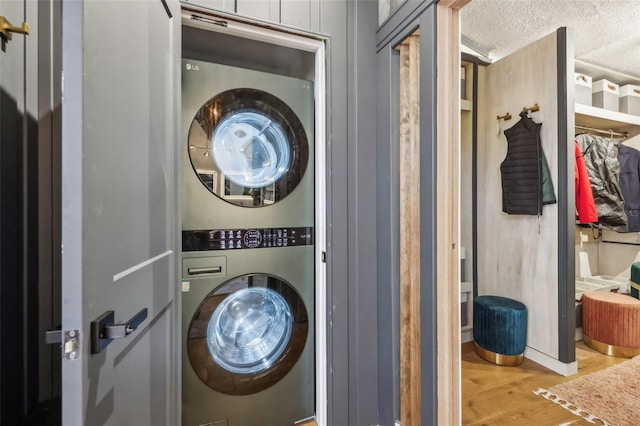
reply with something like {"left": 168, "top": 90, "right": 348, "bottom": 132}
{"left": 496, "top": 112, "right": 512, "bottom": 121}
{"left": 522, "top": 103, "right": 540, "bottom": 113}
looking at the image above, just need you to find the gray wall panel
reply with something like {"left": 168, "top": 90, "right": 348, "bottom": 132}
{"left": 320, "top": 0, "right": 350, "bottom": 423}
{"left": 347, "top": 0, "right": 379, "bottom": 424}
{"left": 38, "top": 0, "right": 56, "bottom": 402}
{"left": 180, "top": 0, "right": 235, "bottom": 12}
{"left": 376, "top": 45, "right": 401, "bottom": 426}
{"left": 236, "top": 0, "right": 280, "bottom": 22}
{"left": 281, "top": 0, "right": 311, "bottom": 30}
{"left": 321, "top": 0, "right": 383, "bottom": 423}
{"left": 25, "top": 0, "right": 41, "bottom": 414}
{"left": 418, "top": 7, "right": 438, "bottom": 425}
{"left": 0, "top": 2, "right": 27, "bottom": 423}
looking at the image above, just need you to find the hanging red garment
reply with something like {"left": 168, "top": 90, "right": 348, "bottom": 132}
{"left": 575, "top": 140, "right": 598, "bottom": 223}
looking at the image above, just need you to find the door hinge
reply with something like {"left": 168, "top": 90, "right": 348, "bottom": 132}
{"left": 45, "top": 329, "right": 80, "bottom": 360}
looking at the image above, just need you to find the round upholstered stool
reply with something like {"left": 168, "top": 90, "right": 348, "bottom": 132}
{"left": 582, "top": 291, "right": 640, "bottom": 358}
{"left": 473, "top": 295, "right": 527, "bottom": 366}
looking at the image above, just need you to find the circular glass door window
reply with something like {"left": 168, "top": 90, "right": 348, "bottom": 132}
{"left": 207, "top": 287, "right": 292, "bottom": 374}
{"left": 187, "top": 274, "right": 309, "bottom": 395}
{"left": 188, "top": 88, "right": 309, "bottom": 207}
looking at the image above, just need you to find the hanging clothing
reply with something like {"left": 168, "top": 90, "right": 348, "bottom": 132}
{"left": 576, "top": 133, "right": 627, "bottom": 232}
{"left": 575, "top": 141, "right": 598, "bottom": 224}
{"left": 501, "top": 111, "right": 556, "bottom": 215}
{"left": 618, "top": 144, "right": 640, "bottom": 232}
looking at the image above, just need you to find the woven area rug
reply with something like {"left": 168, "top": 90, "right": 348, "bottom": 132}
{"left": 534, "top": 355, "right": 640, "bottom": 426}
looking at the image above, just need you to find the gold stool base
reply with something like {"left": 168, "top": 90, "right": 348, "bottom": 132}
{"left": 583, "top": 335, "right": 640, "bottom": 358}
{"left": 473, "top": 342, "right": 524, "bottom": 366}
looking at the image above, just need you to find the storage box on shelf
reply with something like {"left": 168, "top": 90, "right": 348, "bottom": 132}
{"left": 575, "top": 72, "right": 592, "bottom": 106}
{"left": 619, "top": 84, "right": 640, "bottom": 116}
{"left": 592, "top": 79, "right": 620, "bottom": 112}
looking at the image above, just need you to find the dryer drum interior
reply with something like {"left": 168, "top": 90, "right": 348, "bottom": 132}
{"left": 187, "top": 274, "right": 309, "bottom": 395}
{"left": 188, "top": 88, "right": 309, "bottom": 207}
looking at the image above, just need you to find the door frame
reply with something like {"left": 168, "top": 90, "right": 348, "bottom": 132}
{"left": 179, "top": 7, "right": 329, "bottom": 424}
{"left": 375, "top": 0, "right": 467, "bottom": 424}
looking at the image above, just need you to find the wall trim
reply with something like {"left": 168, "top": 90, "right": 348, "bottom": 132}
{"left": 525, "top": 346, "right": 578, "bottom": 377}
{"left": 556, "top": 26, "right": 576, "bottom": 364}
{"left": 435, "top": 4, "right": 461, "bottom": 425}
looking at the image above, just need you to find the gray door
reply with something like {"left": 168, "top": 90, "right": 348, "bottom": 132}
{"left": 60, "top": 1, "right": 180, "bottom": 424}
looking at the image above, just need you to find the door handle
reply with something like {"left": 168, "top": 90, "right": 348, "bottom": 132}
{"left": 91, "top": 308, "right": 148, "bottom": 354}
{"left": 0, "top": 16, "right": 30, "bottom": 41}
{"left": 188, "top": 266, "right": 222, "bottom": 275}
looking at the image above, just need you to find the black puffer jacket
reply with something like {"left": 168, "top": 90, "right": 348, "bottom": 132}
{"left": 576, "top": 133, "right": 627, "bottom": 232}
{"left": 501, "top": 112, "right": 556, "bottom": 215}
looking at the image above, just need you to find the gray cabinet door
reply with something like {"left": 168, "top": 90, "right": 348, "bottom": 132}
{"left": 60, "top": 1, "right": 180, "bottom": 424}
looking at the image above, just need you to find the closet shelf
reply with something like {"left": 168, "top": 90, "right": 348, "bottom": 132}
{"left": 575, "top": 103, "right": 640, "bottom": 139}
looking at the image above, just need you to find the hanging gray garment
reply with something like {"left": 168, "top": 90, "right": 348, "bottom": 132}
{"left": 576, "top": 133, "right": 628, "bottom": 232}
{"left": 618, "top": 145, "right": 640, "bottom": 232}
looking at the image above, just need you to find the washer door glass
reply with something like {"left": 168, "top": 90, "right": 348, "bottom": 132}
{"left": 187, "top": 274, "right": 308, "bottom": 395}
{"left": 188, "top": 88, "right": 309, "bottom": 207}
{"left": 207, "top": 287, "right": 292, "bottom": 374}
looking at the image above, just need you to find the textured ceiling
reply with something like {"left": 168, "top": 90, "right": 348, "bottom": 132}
{"left": 461, "top": 0, "right": 640, "bottom": 78}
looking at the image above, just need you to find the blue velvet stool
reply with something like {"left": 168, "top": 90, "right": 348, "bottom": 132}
{"left": 473, "top": 295, "right": 527, "bottom": 366}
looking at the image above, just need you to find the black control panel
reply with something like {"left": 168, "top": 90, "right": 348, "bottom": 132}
{"left": 182, "top": 227, "right": 314, "bottom": 251}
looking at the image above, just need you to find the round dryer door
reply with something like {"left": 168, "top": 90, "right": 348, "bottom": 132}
{"left": 187, "top": 274, "right": 308, "bottom": 395}
{"left": 187, "top": 88, "right": 309, "bottom": 207}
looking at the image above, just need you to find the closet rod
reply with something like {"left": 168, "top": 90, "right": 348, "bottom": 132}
{"left": 575, "top": 124, "right": 628, "bottom": 138}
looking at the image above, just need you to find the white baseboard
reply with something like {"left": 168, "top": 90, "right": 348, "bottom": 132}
{"left": 461, "top": 328, "right": 474, "bottom": 343}
{"left": 524, "top": 346, "right": 577, "bottom": 377}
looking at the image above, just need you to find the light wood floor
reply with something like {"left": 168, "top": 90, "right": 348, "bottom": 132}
{"left": 462, "top": 341, "right": 627, "bottom": 425}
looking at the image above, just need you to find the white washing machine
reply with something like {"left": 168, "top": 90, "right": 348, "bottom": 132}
{"left": 181, "top": 59, "right": 315, "bottom": 426}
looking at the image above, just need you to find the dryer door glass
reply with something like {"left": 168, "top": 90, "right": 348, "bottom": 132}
{"left": 207, "top": 287, "right": 292, "bottom": 374}
{"left": 188, "top": 88, "right": 309, "bottom": 207}
{"left": 187, "top": 274, "right": 309, "bottom": 395}
{"left": 212, "top": 111, "right": 291, "bottom": 189}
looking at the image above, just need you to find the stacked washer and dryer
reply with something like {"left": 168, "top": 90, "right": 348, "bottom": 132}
{"left": 181, "top": 59, "right": 315, "bottom": 426}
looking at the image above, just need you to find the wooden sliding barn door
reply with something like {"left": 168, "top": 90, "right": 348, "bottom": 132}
{"left": 399, "top": 34, "right": 421, "bottom": 426}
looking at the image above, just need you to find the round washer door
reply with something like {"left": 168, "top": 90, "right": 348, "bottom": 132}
{"left": 187, "top": 274, "right": 308, "bottom": 395}
{"left": 187, "top": 88, "right": 309, "bottom": 207}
